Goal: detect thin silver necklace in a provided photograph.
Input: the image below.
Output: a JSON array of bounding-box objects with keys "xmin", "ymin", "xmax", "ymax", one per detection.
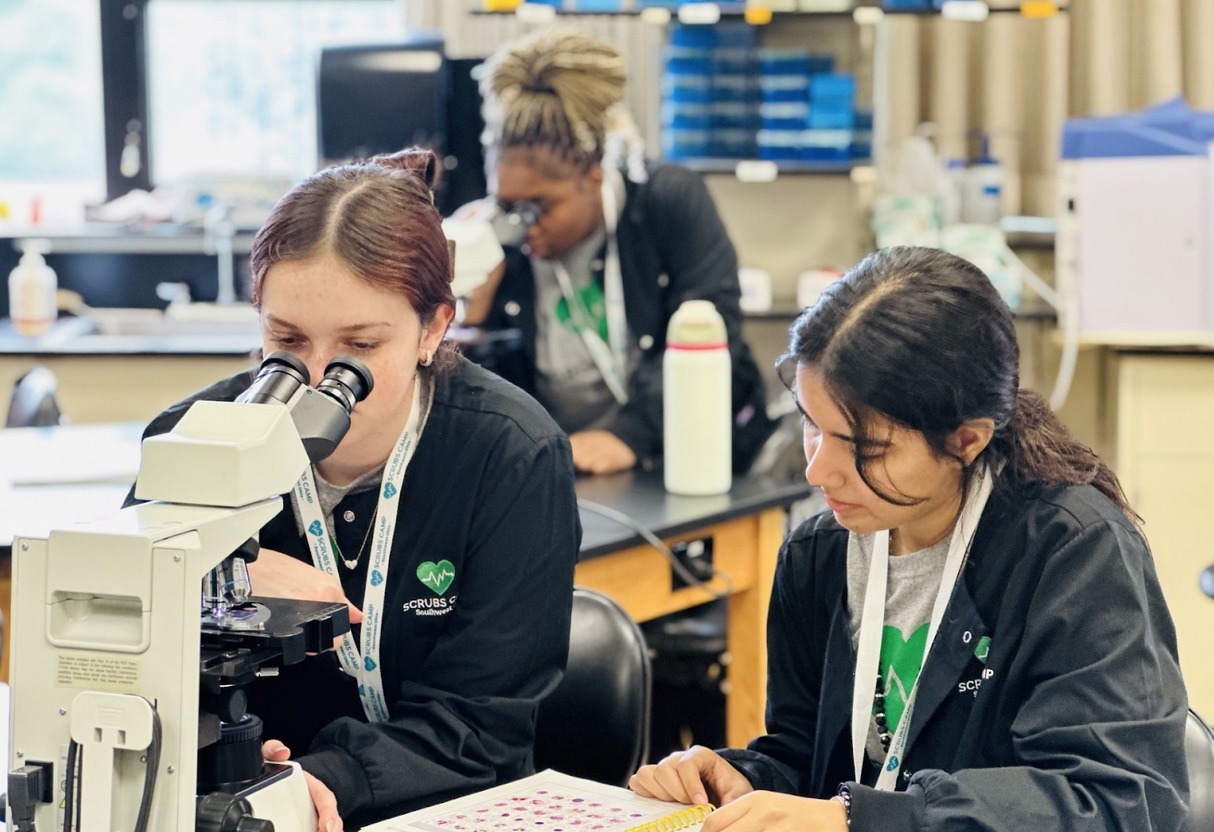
[{"xmin": 337, "ymin": 506, "xmax": 378, "ymax": 570}]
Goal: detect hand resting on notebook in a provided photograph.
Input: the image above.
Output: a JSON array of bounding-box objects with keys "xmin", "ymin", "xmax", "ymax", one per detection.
[{"xmin": 630, "ymin": 746, "xmax": 847, "ymax": 832}]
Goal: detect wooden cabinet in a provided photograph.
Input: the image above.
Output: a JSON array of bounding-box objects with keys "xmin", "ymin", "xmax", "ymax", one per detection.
[
  {"xmin": 0, "ymin": 354, "xmax": 255, "ymax": 425},
  {"xmin": 1114, "ymin": 354, "xmax": 1214, "ymax": 716}
]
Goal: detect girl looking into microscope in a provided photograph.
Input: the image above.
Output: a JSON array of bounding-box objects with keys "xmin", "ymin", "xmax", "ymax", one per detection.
[
  {"xmin": 132, "ymin": 148, "xmax": 581, "ymax": 831},
  {"xmin": 459, "ymin": 28, "xmax": 774, "ymax": 476}
]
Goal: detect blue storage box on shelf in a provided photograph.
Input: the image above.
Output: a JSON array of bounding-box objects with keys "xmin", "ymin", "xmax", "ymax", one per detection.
[
  {"xmin": 712, "ymin": 48, "xmax": 754, "ymax": 75},
  {"xmin": 810, "ymin": 72, "xmax": 855, "ymax": 104},
  {"xmin": 662, "ymin": 101, "xmax": 713, "ymax": 130},
  {"xmin": 711, "ymin": 21, "xmax": 757, "ymax": 48},
  {"xmin": 760, "ymin": 102, "xmax": 810, "ymax": 131},
  {"xmin": 710, "ymin": 102, "xmax": 758, "ymax": 130},
  {"xmin": 808, "ymin": 107, "xmax": 856, "ymax": 130},
  {"xmin": 573, "ymin": 0, "xmax": 624, "ymax": 9},
  {"xmin": 759, "ymin": 75, "xmax": 810, "ymax": 104},
  {"xmin": 664, "ymin": 46, "xmax": 713, "ymax": 75},
  {"xmin": 711, "ymin": 128, "xmax": 757, "ymax": 159},
  {"xmin": 757, "ymin": 129, "xmax": 803, "ymax": 161},
  {"xmin": 881, "ymin": 0, "xmax": 939, "ymax": 8},
  {"xmin": 639, "ymin": 0, "xmax": 685, "ymax": 9},
  {"xmin": 758, "ymin": 48, "xmax": 812, "ymax": 76},
  {"xmin": 663, "ymin": 128, "xmax": 712, "ymax": 160},
  {"xmin": 710, "ymin": 75, "xmax": 756, "ymax": 104},
  {"xmin": 759, "ymin": 54, "xmax": 812, "ymax": 108},
  {"xmin": 668, "ymin": 23, "xmax": 718, "ymax": 48},
  {"xmin": 802, "ymin": 128, "xmax": 853, "ymax": 161},
  {"xmin": 664, "ymin": 75, "xmax": 713, "ymax": 104},
  {"xmin": 808, "ymin": 72, "xmax": 855, "ymax": 130}
]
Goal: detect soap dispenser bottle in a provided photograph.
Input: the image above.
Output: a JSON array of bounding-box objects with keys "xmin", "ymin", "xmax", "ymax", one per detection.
[{"xmin": 8, "ymin": 240, "xmax": 58, "ymax": 336}]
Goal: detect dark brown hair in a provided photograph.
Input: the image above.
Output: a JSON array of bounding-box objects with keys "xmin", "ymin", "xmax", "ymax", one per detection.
[
  {"xmin": 250, "ymin": 148, "xmax": 455, "ymax": 361},
  {"xmin": 779, "ymin": 246, "xmax": 1138, "ymax": 523}
]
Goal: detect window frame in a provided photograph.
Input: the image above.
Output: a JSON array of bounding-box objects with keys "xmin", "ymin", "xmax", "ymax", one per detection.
[
  {"xmin": 100, "ymin": 0, "xmax": 152, "ymax": 201},
  {"xmin": 99, "ymin": 0, "xmax": 409, "ymax": 201}
]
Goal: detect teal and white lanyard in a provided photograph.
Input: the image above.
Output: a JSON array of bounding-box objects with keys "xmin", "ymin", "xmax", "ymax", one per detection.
[
  {"xmin": 549, "ymin": 167, "xmax": 629, "ymax": 405},
  {"xmin": 294, "ymin": 374, "xmax": 428, "ymax": 723},
  {"xmin": 851, "ymin": 465, "xmax": 994, "ymax": 790}
]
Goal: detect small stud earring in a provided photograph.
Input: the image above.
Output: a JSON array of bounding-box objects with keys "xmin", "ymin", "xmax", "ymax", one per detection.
[{"xmin": 419, "ymin": 350, "xmax": 433, "ymax": 368}]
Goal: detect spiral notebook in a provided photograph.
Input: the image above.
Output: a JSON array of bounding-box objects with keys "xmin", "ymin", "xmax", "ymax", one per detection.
[{"xmin": 364, "ymin": 769, "xmax": 715, "ymax": 832}]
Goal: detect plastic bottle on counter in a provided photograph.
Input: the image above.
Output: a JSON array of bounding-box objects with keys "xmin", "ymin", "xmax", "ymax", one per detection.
[
  {"xmin": 663, "ymin": 300, "xmax": 731, "ymax": 496},
  {"xmin": 962, "ymin": 134, "xmax": 1004, "ymax": 225},
  {"xmin": 8, "ymin": 240, "xmax": 58, "ymax": 337},
  {"xmin": 939, "ymin": 157, "xmax": 967, "ymax": 227}
]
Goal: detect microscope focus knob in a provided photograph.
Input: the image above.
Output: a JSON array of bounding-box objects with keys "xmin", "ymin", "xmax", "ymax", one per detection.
[
  {"xmin": 196, "ymin": 792, "xmax": 275, "ymax": 832},
  {"xmin": 197, "ymin": 714, "xmax": 265, "ymax": 794}
]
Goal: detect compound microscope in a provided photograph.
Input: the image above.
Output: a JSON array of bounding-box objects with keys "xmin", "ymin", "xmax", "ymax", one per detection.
[{"xmin": 7, "ymin": 351, "xmax": 373, "ymax": 832}]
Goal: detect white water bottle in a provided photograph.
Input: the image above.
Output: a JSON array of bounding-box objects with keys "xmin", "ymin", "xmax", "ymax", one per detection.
[
  {"xmin": 8, "ymin": 240, "xmax": 57, "ymax": 337},
  {"xmin": 664, "ymin": 300, "xmax": 731, "ymax": 496}
]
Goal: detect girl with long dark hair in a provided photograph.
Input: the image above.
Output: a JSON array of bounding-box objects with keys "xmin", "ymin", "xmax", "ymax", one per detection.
[{"xmin": 631, "ymin": 246, "xmax": 1187, "ymax": 832}]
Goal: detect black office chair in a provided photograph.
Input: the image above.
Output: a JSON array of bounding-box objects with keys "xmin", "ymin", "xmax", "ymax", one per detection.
[
  {"xmin": 1185, "ymin": 708, "xmax": 1214, "ymax": 832},
  {"xmin": 534, "ymin": 587, "xmax": 652, "ymax": 787},
  {"xmin": 5, "ymin": 365, "xmax": 63, "ymax": 428}
]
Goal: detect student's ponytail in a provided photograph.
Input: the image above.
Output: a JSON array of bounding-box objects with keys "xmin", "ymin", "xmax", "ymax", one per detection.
[{"xmin": 994, "ymin": 388, "xmax": 1139, "ymax": 523}]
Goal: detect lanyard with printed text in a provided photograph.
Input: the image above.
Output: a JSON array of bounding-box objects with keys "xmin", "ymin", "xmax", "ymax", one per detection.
[
  {"xmin": 294, "ymin": 374, "xmax": 428, "ymax": 723},
  {"xmin": 549, "ymin": 168, "xmax": 629, "ymax": 405},
  {"xmin": 850, "ymin": 465, "xmax": 994, "ymax": 790}
]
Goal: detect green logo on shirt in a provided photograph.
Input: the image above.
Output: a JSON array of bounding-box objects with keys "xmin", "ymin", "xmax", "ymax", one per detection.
[
  {"xmin": 417, "ymin": 560, "xmax": 455, "ymax": 595},
  {"xmin": 974, "ymin": 635, "xmax": 991, "ymax": 663},
  {"xmin": 878, "ymin": 622, "xmax": 929, "ymax": 734},
  {"xmin": 555, "ymin": 283, "xmax": 608, "ymax": 341}
]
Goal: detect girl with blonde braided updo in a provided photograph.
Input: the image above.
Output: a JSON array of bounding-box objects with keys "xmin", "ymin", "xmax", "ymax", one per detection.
[
  {"xmin": 480, "ymin": 27, "xmax": 627, "ymax": 172},
  {"xmin": 464, "ymin": 28, "xmax": 775, "ymax": 477}
]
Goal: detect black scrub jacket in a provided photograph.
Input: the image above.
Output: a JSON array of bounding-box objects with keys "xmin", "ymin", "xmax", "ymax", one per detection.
[
  {"xmin": 722, "ymin": 478, "xmax": 1189, "ymax": 832},
  {"xmin": 132, "ymin": 356, "xmax": 581, "ymax": 827},
  {"xmin": 483, "ymin": 162, "xmax": 777, "ymax": 474}
]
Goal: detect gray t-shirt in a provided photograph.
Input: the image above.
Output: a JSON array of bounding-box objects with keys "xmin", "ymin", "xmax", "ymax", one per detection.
[
  {"xmin": 848, "ymin": 531, "xmax": 951, "ymax": 761},
  {"xmin": 532, "ymin": 170, "xmax": 630, "ymax": 434},
  {"xmin": 531, "ymin": 228, "xmax": 624, "ymax": 433},
  {"xmin": 288, "ymin": 376, "xmax": 431, "ymax": 567}
]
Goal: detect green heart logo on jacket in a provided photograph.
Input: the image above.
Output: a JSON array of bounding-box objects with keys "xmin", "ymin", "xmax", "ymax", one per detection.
[{"xmin": 417, "ymin": 560, "xmax": 456, "ymax": 595}]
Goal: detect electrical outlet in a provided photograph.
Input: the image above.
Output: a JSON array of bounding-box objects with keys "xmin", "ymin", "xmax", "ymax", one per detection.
[{"xmin": 671, "ymin": 536, "xmax": 714, "ymax": 591}]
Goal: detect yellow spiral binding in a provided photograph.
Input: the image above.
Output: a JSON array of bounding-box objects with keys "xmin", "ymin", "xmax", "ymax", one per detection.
[{"xmin": 622, "ymin": 804, "xmax": 715, "ymax": 832}]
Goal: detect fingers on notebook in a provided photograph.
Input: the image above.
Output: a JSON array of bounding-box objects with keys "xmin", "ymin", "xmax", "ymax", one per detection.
[{"xmin": 630, "ymin": 745, "xmax": 732, "ymax": 805}]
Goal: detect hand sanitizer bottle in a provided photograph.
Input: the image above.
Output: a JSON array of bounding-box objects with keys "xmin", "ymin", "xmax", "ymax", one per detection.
[{"xmin": 8, "ymin": 240, "xmax": 58, "ymax": 337}]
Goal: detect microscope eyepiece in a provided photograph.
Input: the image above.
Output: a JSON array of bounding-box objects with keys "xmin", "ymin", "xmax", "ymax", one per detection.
[
  {"xmin": 315, "ymin": 355, "xmax": 374, "ymax": 414},
  {"xmin": 231, "ymin": 350, "xmax": 374, "ymax": 463},
  {"xmin": 489, "ymin": 199, "xmax": 542, "ymax": 248},
  {"xmin": 235, "ymin": 351, "xmax": 310, "ymax": 406}
]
